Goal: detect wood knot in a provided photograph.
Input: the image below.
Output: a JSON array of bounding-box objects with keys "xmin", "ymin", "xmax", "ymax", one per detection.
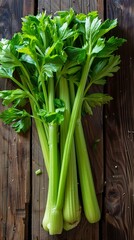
[{"xmin": 106, "ymin": 187, "xmax": 122, "ymax": 216}]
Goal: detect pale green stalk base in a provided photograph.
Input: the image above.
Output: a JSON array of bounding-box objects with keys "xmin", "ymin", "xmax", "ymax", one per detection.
[
  {"xmin": 42, "ymin": 191, "xmax": 50, "ymax": 232},
  {"xmin": 63, "ymin": 213, "xmax": 81, "ymax": 231},
  {"xmin": 42, "ymin": 202, "xmax": 63, "ymax": 234},
  {"xmin": 42, "ymin": 198, "xmax": 63, "ymax": 234},
  {"xmin": 47, "ymin": 208, "xmax": 63, "ymax": 235},
  {"xmin": 63, "ymin": 140, "xmax": 81, "ymax": 231}
]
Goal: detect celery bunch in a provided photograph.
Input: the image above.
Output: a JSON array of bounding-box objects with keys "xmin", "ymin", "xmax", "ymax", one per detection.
[{"xmin": 0, "ymin": 9, "xmax": 125, "ymax": 235}]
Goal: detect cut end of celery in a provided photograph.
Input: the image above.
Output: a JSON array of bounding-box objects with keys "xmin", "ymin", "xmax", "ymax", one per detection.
[
  {"xmin": 63, "ymin": 205, "xmax": 81, "ymax": 231},
  {"xmin": 63, "ymin": 218, "xmax": 81, "ymax": 231},
  {"xmin": 35, "ymin": 169, "xmax": 42, "ymax": 175},
  {"xmin": 47, "ymin": 208, "xmax": 63, "ymax": 235},
  {"xmin": 42, "ymin": 209, "xmax": 49, "ymax": 232}
]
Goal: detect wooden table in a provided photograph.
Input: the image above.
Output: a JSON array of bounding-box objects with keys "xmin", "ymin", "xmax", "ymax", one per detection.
[{"xmin": 0, "ymin": 0, "xmax": 134, "ymax": 239}]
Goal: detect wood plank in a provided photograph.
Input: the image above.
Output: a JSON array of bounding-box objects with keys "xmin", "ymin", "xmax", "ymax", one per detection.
[
  {"xmin": 0, "ymin": 100, "xmax": 9, "ymax": 240},
  {"xmin": 23, "ymin": 0, "xmax": 35, "ymax": 16},
  {"xmin": 70, "ymin": 0, "xmax": 82, "ymax": 12},
  {"xmin": 0, "ymin": 0, "xmax": 34, "ymax": 239},
  {"xmin": 50, "ymin": 0, "xmax": 61, "ymax": 13},
  {"xmin": 60, "ymin": 0, "xmax": 71, "ymax": 10},
  {"xmin": 32, "ymin": 123, "xmax": 49, "ymax": 240},
  {"xmin": 38, "ymin": 0, "xmax": 51, "ymax": 14},
  {"xmin": 104, "ymin": 1, "xmax": 134, "ymax": 239},
  {"xmin": 4, "ymin": 130, "xmax": 30, "ymax": 240},
  {"xmin": 39, "ymin": 0, "xmax": 62, "ymax": 14},
  {"xmin": 32, "ymin": 1, "xmax": 104, "ymax": 239},
  {"xmin": 0, "ymin": 88, "xmax": 30, "ymax": 239}
]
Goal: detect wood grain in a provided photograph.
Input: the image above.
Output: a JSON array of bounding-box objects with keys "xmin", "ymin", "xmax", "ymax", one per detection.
[
  {"xmin": 0, "ymin": 0, "xmax": 34, "ymax": 239},
  {"xmin": 32, "ymin": 122, "xmax": 49, "ymax": 240},
  {"xmin": 104, "ymin": 0, "xmax": 134, "ymax": 239},
  {"xmin": 23, "ymin": 0, "xmax": 35, "ymax": 16},
  {"xmin": 38, "ymin": 0, "xmax": 51, "ymax": 14},
  {"xmin": 0, "ymin": 88, "xmax": 30, "ymax": 239},
  {"xmin": 60, "ymin": 0, "xmax": 70, "ymax": 10},
  {"xmin": 2, "ymin": 0, "xmax": 133, "ymax": 239}
]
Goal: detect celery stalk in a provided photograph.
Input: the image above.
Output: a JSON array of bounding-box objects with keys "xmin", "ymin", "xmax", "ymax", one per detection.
[
  {"xmin": 42, "ymin": 192, "xmax": 50, "ymax": 232},
  {"xmin": 44, "ymin": 77, "xmax": 63, "ymax": 234},
  {"xmin": 63, "ymin": 141, "xmax": 81, "ymax": 230},
  {"xmin": 31, "ymin": 103, "xmax": 49, "ymax": 173},
  {"xmin": 56, "ymin": 54, "xmax": 92, "ymax": 211},
  {"xmin": 75, "ymin": 118, "xmax": 101, "ymax": 223},
  {"xmin": 69, "ymin": 76, "xmax": 100, "ymax": 223},
  {"xmin": 47, "ymin": 123, "xmax": 63, "ymax": 234},
  {"xmin": 59, "ymin": 76, "xmax": 81, "ymax": 230}
]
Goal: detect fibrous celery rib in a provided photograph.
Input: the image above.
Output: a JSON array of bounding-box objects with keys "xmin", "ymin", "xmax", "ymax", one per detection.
[{"xmin": 59, "ymin": 76, "xmax": 81, "ymax": 230}]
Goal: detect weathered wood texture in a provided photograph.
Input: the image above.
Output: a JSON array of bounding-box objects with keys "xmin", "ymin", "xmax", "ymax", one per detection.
[
  {"xmin": 0, "ymin": 0, "xmax": 134, "ymax": 240},
  {"xmin": 104, "ymin": 0, "xmax": 134, "ymax": 239},
  {"xmin": 0, "ymin": 0, "xmax": 34, "ymax": 239}
]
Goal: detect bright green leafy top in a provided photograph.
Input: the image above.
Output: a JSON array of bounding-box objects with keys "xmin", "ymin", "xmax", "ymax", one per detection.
[{"xmin": 0, "ymin": 10, "xmax": 126, "ymax": 132}]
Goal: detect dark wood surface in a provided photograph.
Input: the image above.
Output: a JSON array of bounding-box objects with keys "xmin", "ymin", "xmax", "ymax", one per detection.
[
  {"xmin": 104, "ymin": 1, "xmax": 134, "ymax": 239},
  {"xmin": 0, "ymin": 1, "xmax": 34, "ymax": 239},
  {"xmin": 0, "ymin": 0, "xmax": 133, "ymax": 239}
]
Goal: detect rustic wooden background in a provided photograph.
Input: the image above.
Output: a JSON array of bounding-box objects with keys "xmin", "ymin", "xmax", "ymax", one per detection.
[{"xmin": 0, "ymin": 0, "xmax": 134, "ymax": 239}]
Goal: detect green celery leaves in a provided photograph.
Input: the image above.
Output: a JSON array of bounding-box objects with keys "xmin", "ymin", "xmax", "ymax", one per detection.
[
  {"xmin": 0, "ymin": 89, "xmax": 28, "ymax": 107},
  {"xmin": 0, "ymin": 107, "xmax": 31, "ymax": 133}
]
